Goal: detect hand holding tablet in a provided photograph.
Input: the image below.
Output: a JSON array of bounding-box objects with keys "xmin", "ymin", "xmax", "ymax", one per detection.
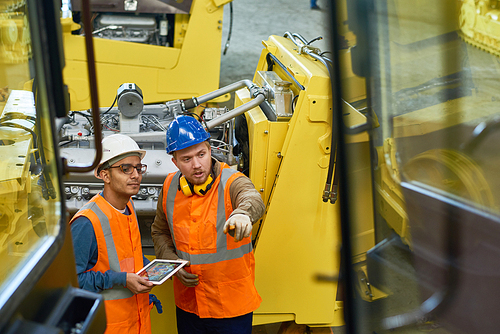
[{"xmin": 136, "ymin": 259, "xmax": 189, "ymax": 285}]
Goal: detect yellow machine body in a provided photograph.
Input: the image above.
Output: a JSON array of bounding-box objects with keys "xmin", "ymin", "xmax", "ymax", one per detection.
[
  {"xmin": 459, "ymin": 0, "xmax": 500, "ymax": 57},
  {"xmin": 236, "ymin": 35, "xmax": 374, "ymax": 328},
  {"xmin": 61, "ymin": 0, "xmax": 232, "ymax": 110}
]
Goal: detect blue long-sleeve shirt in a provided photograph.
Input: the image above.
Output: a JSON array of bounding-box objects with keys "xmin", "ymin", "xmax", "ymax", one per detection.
[{"xmin": 70, "ymin": 207, "xmax": 149, "ymax": 293}]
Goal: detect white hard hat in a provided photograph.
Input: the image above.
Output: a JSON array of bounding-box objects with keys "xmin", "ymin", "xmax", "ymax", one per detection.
[{"xmin": 94, "ymin": 134, "xmax": 146, "ymax": 178}]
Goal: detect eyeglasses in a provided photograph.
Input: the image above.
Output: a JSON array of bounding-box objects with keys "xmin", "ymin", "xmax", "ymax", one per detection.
[{"xmin": 108, "ymin": 163, "xmax": 147, "ymax": 175}]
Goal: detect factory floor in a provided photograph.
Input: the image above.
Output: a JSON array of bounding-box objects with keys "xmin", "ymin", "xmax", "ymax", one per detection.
[
  {"xmin": 219, "ymin": 0, "xmax": 331, "ymax": 88},
  {"xmin": 252, "ymin": 322, "xmax": 347, "ymax": 334}
]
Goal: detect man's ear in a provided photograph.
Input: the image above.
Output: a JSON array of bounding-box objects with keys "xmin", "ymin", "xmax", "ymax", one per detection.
[
  {"xmin": 172, "ymin": 157, "xmax": 178, "ymax": 169},
  {"xmin": 100, "ymin": 169, "xmax": 111, "ymax": 184}
]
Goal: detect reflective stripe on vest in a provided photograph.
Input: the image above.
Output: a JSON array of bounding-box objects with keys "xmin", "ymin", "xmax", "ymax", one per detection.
[
  {"xmin": 77, "ymin": 200, "xmax": 133, "ymax": 301},
  {"xmin": 165, "ymin": 168, "xmax": 253, "ymax": 265}
]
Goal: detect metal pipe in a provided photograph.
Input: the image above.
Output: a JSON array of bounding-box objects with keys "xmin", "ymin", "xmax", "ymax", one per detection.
[
  {"xmin": 305, "ymin": 48, "xmax": 330, "ymax": 68},
  {"xmin": 206, "ymin": 95, "xmax": 265, "ymax": 129},
  {"xmin": 284, "ymin": 31, "xmax": 307, "ymax": 46},
  {"xmin": 195, "ymin": 79, "xmax": 258, "ymax": 105},
  {"xmin": 92, "ymin": 25, "xmax": 122, "ymax": 35}
]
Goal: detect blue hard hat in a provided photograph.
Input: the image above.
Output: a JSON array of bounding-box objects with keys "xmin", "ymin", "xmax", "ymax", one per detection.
[{"xmin": 166, "ymin": 115, "xmax": 210, "ymax": 154}]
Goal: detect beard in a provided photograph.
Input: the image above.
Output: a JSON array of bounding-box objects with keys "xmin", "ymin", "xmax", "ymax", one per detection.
[{"xmin": 187, "ymin": 169, "xmax": 209, "ymax": 185}]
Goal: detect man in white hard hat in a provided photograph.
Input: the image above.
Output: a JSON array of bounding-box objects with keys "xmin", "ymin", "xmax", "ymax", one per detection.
[{"xmin": 70, "ymin": 134, "xmax": 159, "ymax": 334}]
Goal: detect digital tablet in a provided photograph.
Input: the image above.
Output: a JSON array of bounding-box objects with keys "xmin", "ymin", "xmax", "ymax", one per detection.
[{"xmin": 136, "ymin": 259, "xmax": 188, "ymax": 285}]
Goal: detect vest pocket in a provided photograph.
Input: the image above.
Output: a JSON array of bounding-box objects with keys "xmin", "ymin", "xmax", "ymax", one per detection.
[
  {"xmin": 174, "ymin": 225, "xmax": 191, "ymax": 252},
  {"xmin": 218, "ymin": 274, "xmax": 260, "ymax": 316},
  {"xmin": 197, "ymin": 218, "xmax": 217, "ymax": 251}
]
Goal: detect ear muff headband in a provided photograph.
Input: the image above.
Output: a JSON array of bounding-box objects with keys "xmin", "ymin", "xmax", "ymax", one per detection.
[
  {"xmin": 178, "ymin": 173, "xmax": 215, "ymax": 197},
  {"xmin": 194, "ymin": 174, "xmax": 214, "ymax": 196}
]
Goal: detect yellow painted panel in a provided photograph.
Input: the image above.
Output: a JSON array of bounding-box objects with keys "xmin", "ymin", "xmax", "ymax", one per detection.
[
  {"xmin": 237, "ymin": 89, "xmax": 269, "ymax": 200},
  {"xmin": 263, "ymin": 122, "xmax": 288, "ymax": 202},
  {"xmin": 247, "ymin": 34, "xmax": 372, "ymax": 328},
  {"xmin": 253, "ymin": 83, "xmax": 341, "ymax": 326},
  {"xmin": 62, "ymin": 0, "xmax": 225, "ymax": 110},
  {"xmin": 253, "ymin": 313, "xmax": 295, "ymax": 326},
  {"xmin": 63, "ymin": 35, "xmax": 180, "ymax": 68},
  {"xmin": 347, "ymin": 142, "xmax": 376, "ymax": 256},
  {"xmin": 145, "ymin": 255, "xmax": 177, "ymax": 334}
]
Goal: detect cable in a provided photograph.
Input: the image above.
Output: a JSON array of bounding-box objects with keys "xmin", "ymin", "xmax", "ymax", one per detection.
[
  {"xmin": 59, "ymin": 140, "xmax": 75, "ymax": 147},
  {"xmin": 291, "ymin": 95, "xmax": 299, "ymax": 113},
  {"xmin": 222, "ymin": 2, "xmax": 233, "ymax": 55},
  {"xmin": 69, "ymin": 110, "xmax": 93, "ymax": 125},
  {"xmin": 307, "ymin": 36, "xmax": 323, "ymax": 45},
  {"xmin": 102, "ymin": 95, "xmax": 117, "ymax": 115}
]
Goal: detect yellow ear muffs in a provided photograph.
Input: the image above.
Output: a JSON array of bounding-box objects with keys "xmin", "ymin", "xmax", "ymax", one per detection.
[
  {"xmin": 179, "ymin": 173, "xmax": 215, "ymax": 197},
  {"xmin": 179, "ymin": 175, "xmax": 194, "ymax": 197}
]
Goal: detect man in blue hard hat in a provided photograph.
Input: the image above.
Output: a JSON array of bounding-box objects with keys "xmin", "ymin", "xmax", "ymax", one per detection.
[{"xmin": 151, "ymin": 115, "xmax": 265, "ymax": 334}]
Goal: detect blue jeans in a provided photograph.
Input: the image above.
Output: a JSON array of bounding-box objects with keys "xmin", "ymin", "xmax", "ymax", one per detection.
[
  {"xmin": 311, "ymin": 0, "xmax": 317, "ymax": 7},
  {"xmin": 176, "ymin": 307, "xmax": 253, "ymax": 334}
]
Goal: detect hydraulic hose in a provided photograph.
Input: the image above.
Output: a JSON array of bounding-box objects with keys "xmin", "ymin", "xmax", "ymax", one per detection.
[
  {"xmin": 223, "ymin": 2, "xmax": 233, "ymax": 55},
  {"xmin": 283, "ymin": 31, "xmax": 338, "ymax": 203},
  {"xmin": 306, "ymin": 50, "xmax": 338, "ymax": 204},
  {"xmin": 284, "ymin": 31, "xmax": 308, "ymax": 46}
]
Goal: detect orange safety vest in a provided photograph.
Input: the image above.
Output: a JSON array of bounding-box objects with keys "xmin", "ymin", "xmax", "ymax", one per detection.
[
  {"xmin": 162, "ymin": 163, "xmax": 262, "ymax": 318},
  {"xmin": 70, "ymin": 194, "xmax": 151, "ymax": 334}
]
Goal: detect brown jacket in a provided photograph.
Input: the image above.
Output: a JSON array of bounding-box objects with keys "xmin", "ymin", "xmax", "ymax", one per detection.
[{"xmin": 151, "ymin": 158, "xmax": 265, "ymax": 260}]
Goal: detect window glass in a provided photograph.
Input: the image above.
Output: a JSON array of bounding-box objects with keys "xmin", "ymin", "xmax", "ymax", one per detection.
[
  {"xmin": 373, "ymin": 0, "xmax": 499, "ymax": 212},
  {"xmin": 338, "ymin": 1, "xmax": 500, "ymax": 333},
  {"xmin": 0, "ymin": 1, "xmax": 61, "ymax": 294}
]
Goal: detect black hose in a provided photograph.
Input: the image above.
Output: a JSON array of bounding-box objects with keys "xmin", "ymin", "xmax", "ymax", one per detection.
[
  {"xmin": 291, "ymin": 95, "xmax": 299, "ymax": 113},
  {"xmin": 70, "ymin": 110, "xmax": 93, "ymax": 126},
  {"xmin": 102, "ymin": 95, "xmax": 117, "ymax": 115},
  {"xmin": 223, "ymin": 2, "xmax": 233, "ymax": 55},
  {"xmin": 319, "ymin": 57, "xmax": 338, "ymax": 203},
  {"xmin": 183, "ymin": 98, "xmax": 198, "ymax": 110},
  {"xmin": 307, "ymin": 36, "xmax": 323, "ymax": 45},
  {"xmin": 32, "ymin": 78, "xmax": 56, "ymax": 199},
  {"xmin": 59, "ymin": 140, "xmax": 75, "ymax": 147}
]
